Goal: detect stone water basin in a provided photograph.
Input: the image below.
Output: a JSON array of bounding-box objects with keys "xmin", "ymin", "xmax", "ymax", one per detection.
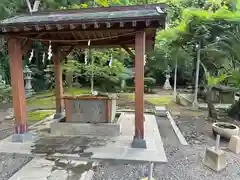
[{"xmin": 212, "ymin": 122, "xmax": 239, "ymax": 140}]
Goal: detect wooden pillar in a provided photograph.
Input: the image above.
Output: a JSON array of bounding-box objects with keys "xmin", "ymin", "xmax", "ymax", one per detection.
[
  {"xmin": 8, "ymin": 38, "xmax": 28, "ymax": 134},
  {"xmin": 53, "ymin": 48, "xmax": 64, "ymax": 115},
  {"xmin": 134, "ymin": 31, "xmax": 145, "ymax": 139}
]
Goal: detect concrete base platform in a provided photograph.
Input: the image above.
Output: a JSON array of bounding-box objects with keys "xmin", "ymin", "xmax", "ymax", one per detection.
[
  {"xmin": 0, "ymin": 113, "xmax": 167, "ymax": 164},
  {"xmin": 12, "ymin": 133, "xmax": 34, "ymax": 143},
  {"xmin": 228, "ymin": 135, "xmax": 240, "ymax": 154},
  {"xmin": 85, "ymin": 114, "xmax": 167, "ymax": 163},
  {"xmin": 155, "ymin": 106, "xmax": 167, "ymax": 117},
  {"xmin": 203, "ymin": 147, "xmax": 227, "ymax": 172},
  {"xmin": 51, "ymin": 122, "xmax": 121, "ymax": 137}
]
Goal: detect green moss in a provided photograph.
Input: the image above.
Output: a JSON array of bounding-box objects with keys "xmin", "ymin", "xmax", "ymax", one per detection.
[
  {"xmin": 64, "ymin": 87, "xmax": 91, "ymax": 95},
  {"xmin": 27, "ymin": 96, "xmax": 55, "ymax": 108},
  {"xmin": 127, "ymin": 94, "xmax": 135, "ymax": 100},
  {"xmin": 146, "ymin": 96, "xmax": 172, "ymax": 106},
  {"xmin": 28, "ymin": 111, "xmax": 54, "ymax": 121}
]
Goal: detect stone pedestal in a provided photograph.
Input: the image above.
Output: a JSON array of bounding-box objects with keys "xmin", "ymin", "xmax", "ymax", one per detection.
[
  {"xmin": 132, "ymin": 137, "xmax": 147, "ymax": 149},
  {"xmin": 228, "ymin": 135, "xmax": 240, "ymax": 154},
  {"xmin": 203, "ymin": 147, "xmax": 227, "ymax": 171},
  {"xmin": 12, "ymin": 132, "xmax": 34, "ymax": 143},
  {"xmin": 155, "ymin": 106, "xmax": 167, "ymax": 117}
]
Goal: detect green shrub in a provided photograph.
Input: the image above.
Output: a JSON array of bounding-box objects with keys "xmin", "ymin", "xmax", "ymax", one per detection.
[
  {"xmin": 144, "ymin": 77, "xmax": 156, "ymax": 93},
  {"xmin": 0, "ymin": 85, "xmax": 12, "ymax": 103}
]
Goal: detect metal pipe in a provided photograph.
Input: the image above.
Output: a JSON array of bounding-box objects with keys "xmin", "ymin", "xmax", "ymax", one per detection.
[
  {"xmin": 193, "ymin": 42, "xmax": 201, "ymax": 108},
  {"xmin": 215, "ymin": 134, "xmax": 220, "ymax": 151},
  {"xmin": 148, "ymin": 162, "xmax": 154, "ymax": 180}
]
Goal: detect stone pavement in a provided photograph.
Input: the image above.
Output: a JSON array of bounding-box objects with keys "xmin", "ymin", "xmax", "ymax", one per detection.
[
  {"xmin": 0, "ymin": 113, "xmax": 167, "ymax": 180},
  {"xmin": 0, "ymin": 113, "xmax": 167, "ymax": 164},
  {"xmin": 8, "ymin": 157, "xmax": 95, "ymax": 180}
]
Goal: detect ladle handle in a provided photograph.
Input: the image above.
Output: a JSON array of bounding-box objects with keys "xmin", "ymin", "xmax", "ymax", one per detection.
[{"xmin": 215, "ymin": 134, "xmax": 220, "ymax": 151}]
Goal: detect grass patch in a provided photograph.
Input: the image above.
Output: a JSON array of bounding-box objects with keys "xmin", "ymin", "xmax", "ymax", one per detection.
[
  {"xmin": 64, "ymin": 87, "xmax": 91, "ymax": 95},
  {"xmin": 27, "ymin": 87, "xmax": 91, "ymax": 108},
  {"xmin": 146, "ymin": 96, "xmax": 172, "ymax": 106},
  {"xmin": 27, "ymin": 96, "xmax": 55, "ymax": 108},
  {"xmin": 28, "ymin": 111, "xmax": 54, "ymax": 121},
  {"xmin": 127, "ymin": 94, "xmax": 135, "ymax": 100}
]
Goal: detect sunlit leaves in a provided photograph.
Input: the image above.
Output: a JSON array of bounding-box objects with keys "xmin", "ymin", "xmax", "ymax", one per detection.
[{"xmin": 96, "ymin": 0, "xmax": 109, "ymax": 7}]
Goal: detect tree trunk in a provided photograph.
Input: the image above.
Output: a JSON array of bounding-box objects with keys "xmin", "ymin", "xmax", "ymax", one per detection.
[
  {"xmin": 207, "ymin": 88, "xmax": 219, "ymax": 121},
  {"xmin": 173, "ymin": 58, "xmax": 178, "ymax": 102},
  {"xmin": 193, "ymin": 45, "xmax": 201, "ymax": 108}
]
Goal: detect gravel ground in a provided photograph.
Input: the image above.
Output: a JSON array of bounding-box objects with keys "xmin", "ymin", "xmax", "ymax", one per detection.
[
  {"xmin": 93, "ymin": 116, "xmax": 240, "ymax": 180},
  {"xmin": 0, "ymin": 153, "xmax": 33, "ymax": 180},
  {"xmin": 93, "ymin": 144, "xmax": 240, "ymax": 180}
]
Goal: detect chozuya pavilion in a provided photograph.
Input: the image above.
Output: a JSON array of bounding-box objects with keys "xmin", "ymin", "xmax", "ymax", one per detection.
[{"xmin": 0, "ymin": 3, "xmax": 168, "ymax": 168}]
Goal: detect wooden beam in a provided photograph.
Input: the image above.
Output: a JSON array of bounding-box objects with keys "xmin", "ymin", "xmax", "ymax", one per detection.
[
  {"xmin": 121, "ymin": 44, "xmax": 135, "ymax": 59},
  {"xmin": 2, "ymin": 27, "xmax": 7, "ymax": 32},
  {"xmin": 134, "ymin": 31, "xmax": 145, "ymax": 140},
  {"xmin": 7, "ymin": 27, "xmax": 142, "ymax": 36},
  {"xmin": 92, "ymin": 32, "xmax": 97, "ymax": 39},
  {"xmin": 71, "ymin": 32, "xmax": 78, "ymax": 40},
  {"xmin": 56, "ymin": 24, "xmax": 64, "ymax": 30},
  {"xmin": 45, "ymin": 25, "xmax": 52, "ymax": 30},
  {"xmin": 132, "ymin": 21, "xmax": 137, "ymax": 27},
  {"xmin": 145, "ymin": 20, "xmax": 151, "ymax": 27},
  {"xmin": 106, "ymin": 22, "xmax": 111, "ymax": 28},
  {"xmin": 94, "ymin": 22, "xmax": 99, "ymax": 28},
  {"xmin": 120, "ymin": 22, "xmax": 124, "ymax": 28},
  {"xmin": 23, "ymin": 26, "xmax": 31, "ymax": 31},
  {"xmin": 34, "ymin": 25, "xmax": 42, "ymax": 31},
  {"xmin": 82, "ymin": 24, "xmax": 87, "ymax": 29},
  {"xmin": 52, "ymin": 46, "xmax": 64, "ymax": 116},
  {"xmin": 8, "ymin": 37, "xmax": 28, "ymax": 134},
  {"xmin": 77, "ymin": 32, "xmax": 84, "ymax": 39},
  {"xmin": 21, "ymin": 32, "xmax": 47, "ymax": 54},
  {"xmin": 69, "ymin": 24, "xmax": 76, "ymax": 30},
  {"xmin": 21, "ymin": 39, "xmax": 33, "ymax": 55},
  {"xmin": 12, "ymin": 27, "xmax": 20, "ymax": 32},
  {"xmin": 61, "ymin": 46, "xmax": 75, "ymax": 58}
]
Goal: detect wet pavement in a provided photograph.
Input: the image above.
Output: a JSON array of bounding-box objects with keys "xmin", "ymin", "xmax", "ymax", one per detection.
[{"xmin": 31, "ymin": 136, "xmax": 109, "ymax": 157}]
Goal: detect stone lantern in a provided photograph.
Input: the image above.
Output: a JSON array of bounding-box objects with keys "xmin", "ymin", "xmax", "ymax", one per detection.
[
  {"xmin": 0, "ymin": 74, "xmax": 6, "ymax": 88},
  {"xmin": 44, "ymin": 65, "xmax": 55, "ymax": 88},
  {"xmin": 163, "ymin": 65, "xmax": 172, "ymax": 90},
  {"xmin": 23, "ymin": 65, "xmax": 35, "ymax": 97}
]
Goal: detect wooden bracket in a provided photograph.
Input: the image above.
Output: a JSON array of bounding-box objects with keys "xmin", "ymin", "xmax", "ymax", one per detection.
[
  {"xmin": 121, "ymin": 44, "xmax": 135, "ymax": 59},
  {"xmin": 21, "ymin": 39, "xmax": 33, "ymax": 55}
]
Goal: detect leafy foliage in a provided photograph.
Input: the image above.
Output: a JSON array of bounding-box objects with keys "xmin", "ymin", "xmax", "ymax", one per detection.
[{"xmin": 144, "ymin": 77, "xmax": 156, "ymax": 93}]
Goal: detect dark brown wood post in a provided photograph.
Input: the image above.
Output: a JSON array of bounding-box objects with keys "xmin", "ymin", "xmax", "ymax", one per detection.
[
  {"xmin": 53, "ymin": 47, "xmax": 64, "ymax": 118},
  {"xmin": 132, "ymin": 31, "xmax": 146, "ymax": 148},
  {"xmin": 8, "ymin": 38, "xmax": 28, "ymax": 134}
]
